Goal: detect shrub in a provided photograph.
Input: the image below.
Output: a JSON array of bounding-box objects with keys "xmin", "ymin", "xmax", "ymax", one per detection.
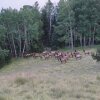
[
  {"xmin": 30, "ymin": 40, "xmax": 44, "ymax": 53},
  {"xmin": 14, "ymin": 77, "xmax": 28, "ymax": 86},
  {"xmin": 49, "ymin": 88, "xmax": 66, "ymax": 99},
  {"xmin": 0, "ymin": 96, "xmax": 6, "ymax": 100},
  {"xmin": 92, "ymin": 49, "xmax": 100, "ymax": 62},
  {"xmin": 96, "ymin": 76, "xmax": 100, "ymax": 81},
  {"xmin": 0, "ymin": 48, "xmax": 11, "ymax": 68}
]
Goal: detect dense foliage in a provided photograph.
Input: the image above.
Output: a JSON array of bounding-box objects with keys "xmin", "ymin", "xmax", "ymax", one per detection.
[
  {"xmin": 0, "ymin": 48, "xmax": 11, "ymax": 68},
  {"xmin": 92, "ymin": 48, "xmax": 100, "ymax": 61},
  {"xmin": 0, "ymin": 3, "xmax": 43, "ymax": 58},
  {"xmin": 0, "ymin": 0, "xmax": 100, "ymax": 59},
  {"xmin": 53, "ymin": 0, "xmax": 100, "ymax": 49}
]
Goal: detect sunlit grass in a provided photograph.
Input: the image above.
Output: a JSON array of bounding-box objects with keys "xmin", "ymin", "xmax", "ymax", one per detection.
[
  {"xmin": 60, "ymin": 44, "xmax": 100, "ymax": 51},
  {"xmin": 0, "ymin": 49, "xmax": 100, "ymax": 100}
]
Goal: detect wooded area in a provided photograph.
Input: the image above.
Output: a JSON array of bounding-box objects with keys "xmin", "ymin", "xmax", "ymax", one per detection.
[
  {"xmin": 0, "ymin": 0, "xmax": 100, "ymax": 99},
  {"xmin": 0, "ymin": 0, "xmax": 100, "ymax": 58}
]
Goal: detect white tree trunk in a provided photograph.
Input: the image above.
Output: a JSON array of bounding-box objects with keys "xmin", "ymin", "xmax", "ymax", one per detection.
[
  {"xmin": 80, "ymin": 35, "xmax": 82, "ymax": 48},
  {"xmin": 11, "ymin": 33, "xmax": 17, "ymax": 57},
  {"xmin": 84, "ymin": 36, "xmax": 86, "ymax": 47},
  {"xmin": 22, "ymin": 22, "xmax": 27, "ymax": 57}
]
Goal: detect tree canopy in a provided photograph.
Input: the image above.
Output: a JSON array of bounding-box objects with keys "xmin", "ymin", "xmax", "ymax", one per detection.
[{"xmin": 0, "ymin": 0, "xmax": 100, "ymax": 58}]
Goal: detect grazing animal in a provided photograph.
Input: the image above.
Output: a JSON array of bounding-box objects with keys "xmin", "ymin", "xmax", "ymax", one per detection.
[
  {"xmin": 24, "ymin": 53, "xmax": 33, "ymax": 58},
  {"xmin": 83, "ymin": 49, "xmax": 90, "ymax": 55},
  {"xmin": 31, "ymin": 49, "xmax": 88, "ymax": 63},
  {"xmin": 44, "ymin": 54, "xmax": 50, "ymax": 60},
  {"xmin": 55, "ymin": 52, "xmax": 62, "ymax": 61},
  {"xmin": 75, "ymin": 53, "xmax": 82, "ymax": 60},
  {"xmin": 58, "ymin": 53, "xmax": 69, "ymax": 63},
  {"xmin": 33, "ymin": 53, "xmax": 43, "ymax": 59},
  {"xmin": 69, "ymin": 52, "xmax": 74, "ymax": 58},
  {"xmin": 42, "ymin": 51, "xmax": 52, "ymax": 60}
]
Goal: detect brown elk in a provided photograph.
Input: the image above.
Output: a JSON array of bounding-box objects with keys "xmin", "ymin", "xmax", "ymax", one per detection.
[
  {"xmin": 55, "ymin": 52, "xmax": 62, "ymax": 61},
  {"xmin": 75, "ymin": 53, "xmax": 82, "ymax": 60},
  {"xmin": 42, "ymin": 51, "xmax": 51, "ymax": 60},
  {"xmin": 23, "ymin": 53, "xmax": 33, "ymax": 58},
  {"xmin": 83, "ymin": 49, "xmax": 90, "ymax": 55},
  {"xmin": 58, "ymin": 52, "xmax": 69, "ymax": 63},
  {"xmin": 33, "ymin": 53, "xmax": 43, "ymax": 59}
]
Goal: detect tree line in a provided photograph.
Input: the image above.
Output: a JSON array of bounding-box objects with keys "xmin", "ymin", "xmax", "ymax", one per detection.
[{"xmin": 0, "ymin": 0, "xmax": 100, "ymax": 58}]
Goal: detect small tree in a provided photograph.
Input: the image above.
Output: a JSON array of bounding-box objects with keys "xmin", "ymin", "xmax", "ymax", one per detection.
[
  {"xmin": 92, "ymin": 49, "xmax": 100, "ymax": 62},
  {"xmin": 0, "ymin": 48, "xmax": 11, "ymax": 68}
]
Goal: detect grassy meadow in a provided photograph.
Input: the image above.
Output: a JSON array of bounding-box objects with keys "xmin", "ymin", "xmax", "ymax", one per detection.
[{"xmin": 0, "ymin": 49, "xmax": 100, "ymax": 100}]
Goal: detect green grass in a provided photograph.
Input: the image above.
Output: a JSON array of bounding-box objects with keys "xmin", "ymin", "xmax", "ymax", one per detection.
[
  {"xmin": 14, "ymin": 77, "xmax": 28, "ymax": 86},
  {"xmin": 96, "ymin": 76, "xmax": 100, "ymax": 81},
  {"xmin": 0, "ymin": 57, "xmax": 31, "ymax": 73},
  {"xmin": 0, "ymin": 48, "xmax": 100, "ymax": 100},
  {"xmin": 60, "ymin": 44, "xmax": 100, "ymax": 51},
  {"xmin": 0, "ymin": 96, "xmax": 6, "ymax": 100},
  {"xmin": 49, "ymin": 87, "xmax": 66, "ymax": 99}
]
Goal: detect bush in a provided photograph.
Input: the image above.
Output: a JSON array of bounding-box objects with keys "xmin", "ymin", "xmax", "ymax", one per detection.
[
  {"xmin": 14, "ymin": 77, "xmax": 28, "ymax": 86},
  {"xmin": 92, "ymin": 48, "xmax": 100, "ymax": 62},
  {"xmin": 30, "ymin": 40, "xmax": 44, "ymax": 53},
  {"xmin": 0, "ymin": 48, "xmax": 11, "ymax": 68},
  {"xmin": 49, "ymin": 88, "xmax": 66, "ymax": 99},
  {"xmin": 0, "ymin": 96, "xmax": 6, "ymax": 100}
]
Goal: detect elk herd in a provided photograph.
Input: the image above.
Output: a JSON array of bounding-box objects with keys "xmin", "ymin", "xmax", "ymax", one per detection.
[{"xmin": 24, "ymin": 49, "xmax": 91, "ymax": 64}]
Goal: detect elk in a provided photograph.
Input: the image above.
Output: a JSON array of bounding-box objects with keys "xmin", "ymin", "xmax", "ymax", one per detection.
[
  {"xmin": 44, "ymin": 54, "xmax": 50, "ymax": 60},
  {"xmin": 83, "ymin": 49, "xmax": 90, "ymax": 55},
  {"xmin": 55, "ymin": 52, "xmax": 62, "ymax": 61},
  {"xmin": 33, "ymin": 53, "xmax": 43, "ymax": 59},
  {"xmin": 42, "ymin": 51, "xmax": 51, "ymax": 60},
  {"xmin": 58, "ymin": 53, "xmax": 69, "ymax": 63},
  {"xmin": 75, "ymin": 53, "xmax": 82, "ymax": 60},
  {"xmin": 24, "ymin": 53, "xmax": 33, "ymax": 58}
]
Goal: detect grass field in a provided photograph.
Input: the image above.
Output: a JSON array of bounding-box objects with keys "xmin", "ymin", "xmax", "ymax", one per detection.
[
  {"xmin": 0, "ymin": 49, "xmax": 100, "ymax": 100},
  {"xmin": 60, "ymin": 45, "xmax": 100, "ymax": 51}
]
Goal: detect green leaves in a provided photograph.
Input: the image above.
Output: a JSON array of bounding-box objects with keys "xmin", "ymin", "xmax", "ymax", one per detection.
[
  {"xmin": 0, "ymin": 0, "xmax": 100, "ymax": 55},
  {"xmin": 0, "ymin": 2, "xmax": 43, "ymax": 56},
  {"xmin": 0, "ymin": 48, "xmax": 11, "ymax": 68}
]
